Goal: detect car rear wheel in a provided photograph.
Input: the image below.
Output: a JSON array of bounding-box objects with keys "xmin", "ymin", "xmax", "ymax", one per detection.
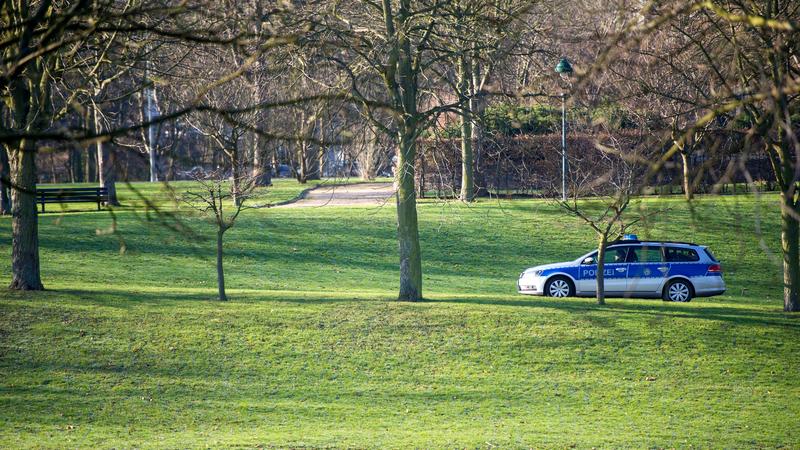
[
  {"xmin": 663, "ymin": 279, "xmax": 693, "ymax": 302},
  {"xmin": 545, "ymin": 277, "xmax": 574, "ymax": 298}
]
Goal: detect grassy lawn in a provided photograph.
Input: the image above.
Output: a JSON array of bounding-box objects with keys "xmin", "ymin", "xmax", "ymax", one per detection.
[{"xmin": 0, "ymin": 184, "xmax": 798, "ymax": 448}]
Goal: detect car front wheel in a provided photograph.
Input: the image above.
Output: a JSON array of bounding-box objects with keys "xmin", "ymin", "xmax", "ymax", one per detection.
[
  {"xmin": 545, "ymin": 277, "xmax": 574, "ymax": 298},
  {"xmin": 663, "ymin": 279, "xmax": 693, "ymax": 302}
]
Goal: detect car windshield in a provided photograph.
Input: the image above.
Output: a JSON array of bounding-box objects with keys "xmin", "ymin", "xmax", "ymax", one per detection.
[{"xmin": 581, "ymin": 247, "xmax": 628, "ymax": 263}]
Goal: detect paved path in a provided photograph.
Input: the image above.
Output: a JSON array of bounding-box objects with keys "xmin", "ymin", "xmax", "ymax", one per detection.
[{"xmin": 278, "ymin": 182, "xmax": 395, "ymax": 208}]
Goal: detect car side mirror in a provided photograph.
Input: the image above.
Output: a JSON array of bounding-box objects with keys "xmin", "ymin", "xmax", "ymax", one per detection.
[{"xmin": 582, "ymin": 257, "xmax": 595, "ymax": 265}]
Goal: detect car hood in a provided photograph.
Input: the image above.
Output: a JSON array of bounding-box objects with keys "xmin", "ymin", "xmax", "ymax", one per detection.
[{"xmin": 523, "ymin": 261, "xmax": 574, "ymax": 274}]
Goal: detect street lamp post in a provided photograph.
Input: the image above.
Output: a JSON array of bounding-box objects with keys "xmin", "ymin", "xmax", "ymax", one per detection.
[{"xmin": 555, "ymin": 57, "xmax": 573, "ymax": 202}]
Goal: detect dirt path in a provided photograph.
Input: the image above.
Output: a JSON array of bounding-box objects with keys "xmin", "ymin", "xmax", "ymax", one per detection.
[{"xmin": 278, "ymin": 182, "xmax": 395, "ymax": 208}]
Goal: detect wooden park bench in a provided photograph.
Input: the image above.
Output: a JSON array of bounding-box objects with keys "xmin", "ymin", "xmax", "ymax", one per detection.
[{"xmin": 36, "ymin": 187, "xmax": 109, "ymax": 213}]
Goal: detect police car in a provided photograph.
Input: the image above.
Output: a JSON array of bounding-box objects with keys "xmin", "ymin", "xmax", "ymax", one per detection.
[{"xmin": 517, "ymin": 236, "xmax": 725, "ymax": 302}]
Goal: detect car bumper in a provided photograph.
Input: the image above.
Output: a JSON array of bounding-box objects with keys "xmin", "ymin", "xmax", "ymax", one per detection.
[
  {"xmin": 518, "ymin": 276, "xmax": 545, "ymax": 295},
  {"xmin": 693, "ymin": 277, "xmax": 726, "ymax": 297}
]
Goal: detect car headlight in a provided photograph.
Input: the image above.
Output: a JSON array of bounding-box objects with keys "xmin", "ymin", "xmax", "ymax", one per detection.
[{"xmin": 521, "ymin": 269, "xmax": 543, "ymax": 278}]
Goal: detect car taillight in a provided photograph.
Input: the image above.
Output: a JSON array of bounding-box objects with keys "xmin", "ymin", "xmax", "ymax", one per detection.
[{"xmin": 708, "ymin": 264, "xmax": 722, "ymax": 273}]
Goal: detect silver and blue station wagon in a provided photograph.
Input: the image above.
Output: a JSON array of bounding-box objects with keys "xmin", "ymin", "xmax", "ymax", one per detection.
[{"xmin": 517, "ymin": 236, "xmax": 725, "ymax": 302}]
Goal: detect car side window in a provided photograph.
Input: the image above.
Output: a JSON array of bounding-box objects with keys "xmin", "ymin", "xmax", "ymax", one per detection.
[
  {"xmin": 604, "ymin": 247, "xmax": 629, "ymax": 264},
  {"xmin": 627, "ymin": 246, "xmax": 664, "ymax": 263},
  {"xmin": 665, "ymin": 247, "xmax": 700, "ymax": 262}
]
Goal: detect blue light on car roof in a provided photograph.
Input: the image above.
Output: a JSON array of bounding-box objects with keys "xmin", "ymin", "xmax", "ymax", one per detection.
[{"xmin": 623, "ymin": 234, "xmax": 638, "ymax": 240}]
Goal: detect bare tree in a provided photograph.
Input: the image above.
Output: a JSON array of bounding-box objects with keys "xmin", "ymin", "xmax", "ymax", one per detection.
[
  {"xmin": 444, "ymin": 0, "xmax": 541, "ymax": 201},
  {"xmin": 314, "ymin": 0, "xmax": 491, "ymax": 300},
  {"xmin": 556, "ymin": 144, "xmax": 648, "ymax": 305},
  {"xmin": 182, "ymin": 169, "xmax": 260, "ymax": 301},
  {"xmin": 592, "ymin": 1, "xmax": 800, "ymax": 311}
]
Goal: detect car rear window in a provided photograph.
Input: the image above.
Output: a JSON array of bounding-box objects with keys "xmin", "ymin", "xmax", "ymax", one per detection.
[
  {"xmin": 703, "ymin": 247, "xmax": 719, "ymax": 262},
  {"xmin": 665, "ymin": 247, "xmax": 700, "ymax": 262}
]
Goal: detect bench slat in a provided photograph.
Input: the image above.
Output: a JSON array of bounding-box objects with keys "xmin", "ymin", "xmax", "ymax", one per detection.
[
  {"xmin": 38, "ymin": 189, "xmax": 107, "ymax": 194},
  {"xmin": 40, "ymin": 197, "xmax": 106, "ymax": 202}
]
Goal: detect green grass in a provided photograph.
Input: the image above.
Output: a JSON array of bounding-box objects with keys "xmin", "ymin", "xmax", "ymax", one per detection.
[{"xmin": 0, "ymin": 185, "xmax": 798, "ymax": 448}]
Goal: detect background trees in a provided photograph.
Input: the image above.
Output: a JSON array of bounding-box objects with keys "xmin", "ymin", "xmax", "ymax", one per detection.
[
  {"xmin": 1, "ymin": 0, "xmax": 299, "ymax": 290},
  {"xmin": 2, "ymin": 0, "xmax": 797, "ymax": 310},
  {"xmin": 592, "ymin": 1, "xmax": 800, "ymax": 311}
]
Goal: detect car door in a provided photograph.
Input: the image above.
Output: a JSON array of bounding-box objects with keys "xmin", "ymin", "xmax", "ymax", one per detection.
[
  {"xmin": 626, "ymin": 245, "xmax": 668, "ymax": 295},
  {"xmin": 577, "ymin": 246, "xmax": 630, "ymax": 294}
]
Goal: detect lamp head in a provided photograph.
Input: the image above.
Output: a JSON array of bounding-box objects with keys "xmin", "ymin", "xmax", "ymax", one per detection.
[{"xmin": 555, "ymin": 57, "xmax": 573, "ymax": 74}]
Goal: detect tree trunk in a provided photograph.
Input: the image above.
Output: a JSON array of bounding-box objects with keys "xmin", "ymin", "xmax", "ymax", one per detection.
[
  {"xmin": 458, "ymin": 55, "xmax": 475, "ymax": 202},
  {"xmin": 216, "ymin": 229, "xmax": 227, "ymax": 301},
  {"xmin": 681, "ymin": 150, "xmax": 693, "ymax": 200},
  {"xmin": 145, "ymin": 66, "xmax": 159, "ymax": 182},
  {"xmin": 386, "ymin": 0, "xmax": 423, "ymax": 301},
  {"xmin": 359, "ymin": 127, "xmax": 380, "ymax": 180},
  {"xmin": 297, "ymin": 140, "xmax": 308, "ymax": 184},
  {"xmin": 70, "ymin": 148, "xmax": 83, "ymax": 182},
  {"xmin": 595, "ymin": 236, "xmax": 607, "ymax": 305},
  {"xmin": 84, "ymin": 147, "xmax": 97, "ymax": 183},
  {"xmin": 94, "ymin": 107, "xmax": 119, "ymax": 205},
  {"xmin": 7, "ymin": 42, "xmax": 47, "ymax": 291},
  {"xmin": 0, "ymin": 148, "xmax": 11, "ymax": 214},
  {"xmin": 48, "ymin": 152, "xmax": 57, "ymax": 183},
  {"xmin": 230, "ymin": 144, "xmax": 242, "ymax": 206},
  {"xmin": 319, "ymin": 143, "xmax": 326, "ymax": 179},
  {"xmin": 9, "ymin": 140, "xmax": 43, "ymax": 290},
  {"xmin": 396, "ymin": 125, "xmax": 422, "ymax": 301},
  {"xmin": 781, "ymin": 193, "xmax": 799, "ymax": 311},
  {"xmin": 306, "ymin": 145, "xmax": 321, "ymax": 181},
  {"xmin": 271, "ymin": 149, "xmax": 279, "ymax": 178},
  {"xmin": 471, "ymin": 56, "xmax": 488, "ymax": 198},
  {"xmin": 251, "ymin": 134, "xmax": 272, "ymax": 186}
]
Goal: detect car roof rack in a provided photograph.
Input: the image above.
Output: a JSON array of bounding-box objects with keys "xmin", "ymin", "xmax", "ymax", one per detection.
[
  {"xmin": 608, "ymin": 239, "xmax": 639, "ymax": 246},
  {"xmin": 608, "ymin": 240, "xmax": 698, "ymax": 247}
]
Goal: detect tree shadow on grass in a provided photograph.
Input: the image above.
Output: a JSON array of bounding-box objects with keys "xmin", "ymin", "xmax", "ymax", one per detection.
[
  {"xmin": 431, "ymin": 296, "xmax": 799, "ymax": 328},
  {"xmin": 44, "ymin": 287, "xmax": 393, "ymax": 307}
]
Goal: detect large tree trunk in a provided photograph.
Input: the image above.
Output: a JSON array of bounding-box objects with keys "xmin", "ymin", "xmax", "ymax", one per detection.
[
  {"xmin": 458, "ymin": 55, "xmax": 475, "ymax": 202},
  {"xmin": 385, "ymin": 0, "xmax": 423, "ymax": 301},
  {"xmin": 595, "ymin": 236, "xmax": 607, "ymax": 305},
  {"xmin": 781, "ymin": 192, "xmax": 800, "ymax": 312},
  {"xmin": 7, "ymin": 42, "xmax": 47, "ymax": 291},
  {"xmin": 0, "ymin": 148, "xmax": 11, "ymax": 214},
  {"xmin": 396, "ymin": 124, "xmax": 422, "ymax": 301},
  {"xmin": 681, "ymin": 151, "xmax": 693, "ymax": 200},
  {"xmin": 9, "ymin": 140, "xmax": 43, "ymax": 290},
  {"xmin": 216, "ymin": 229, "xmax": 227, "ymax": 301}
]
